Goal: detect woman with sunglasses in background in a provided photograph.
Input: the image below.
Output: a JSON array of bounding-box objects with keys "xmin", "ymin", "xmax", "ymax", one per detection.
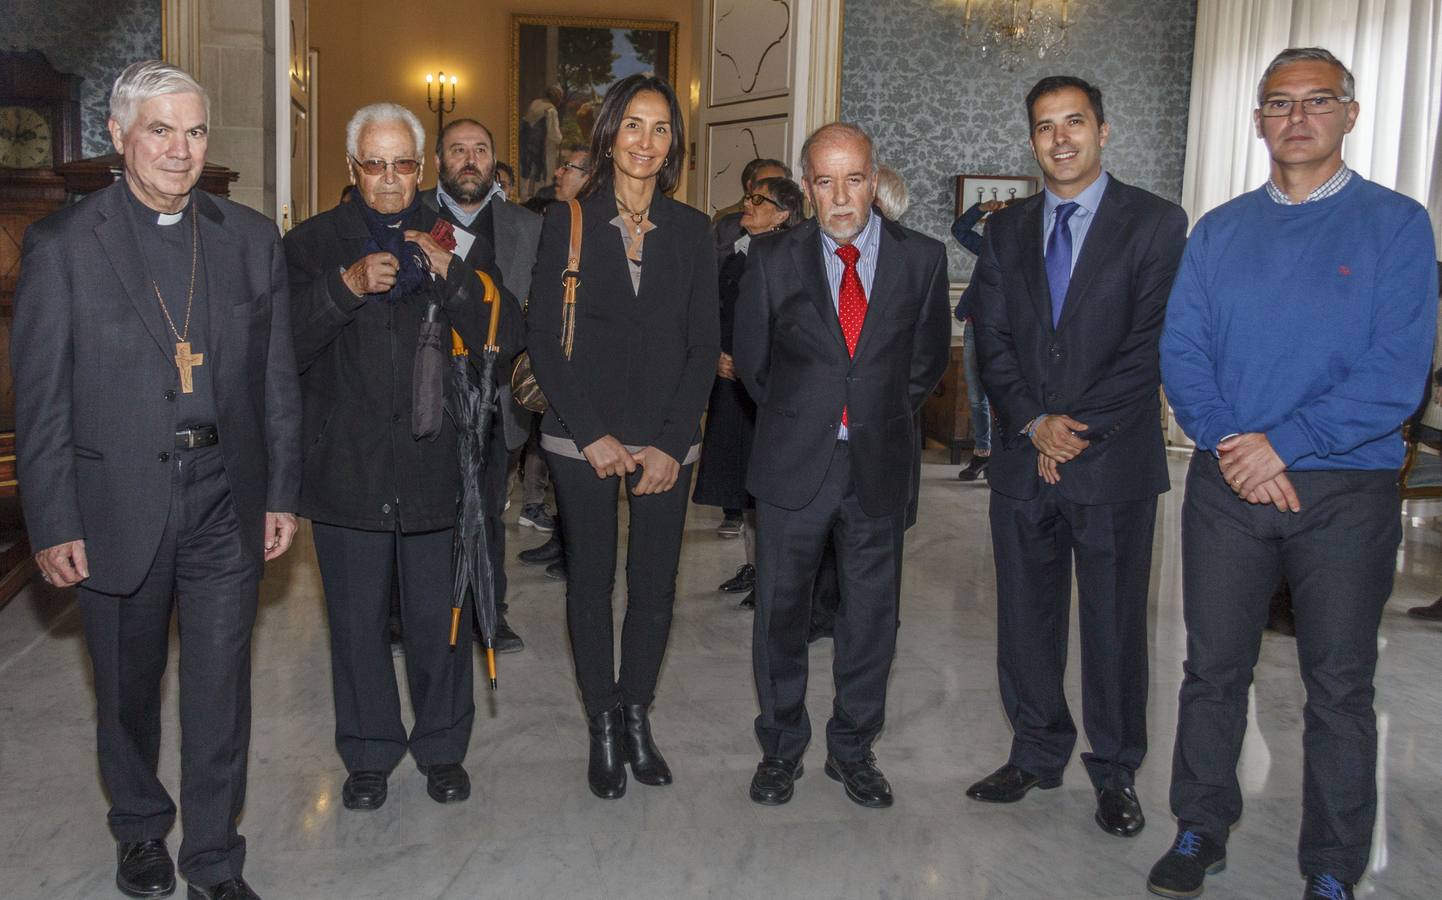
[
  {"xmin": 526, "ymin": 74, "xmax": 720, "ymax": 799},
  {"xmin": 693, "ymin": 177, "xmax": 806, "ymax": 609}
]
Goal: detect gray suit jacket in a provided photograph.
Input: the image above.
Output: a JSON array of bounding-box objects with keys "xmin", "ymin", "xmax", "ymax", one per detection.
[
  {"xmin": 421, "ymin": 190, "xmax": 542, "ymax": 449},
  {"xmin": 11, "ymin": 181, "xmax": 302, "ymax": 595}
]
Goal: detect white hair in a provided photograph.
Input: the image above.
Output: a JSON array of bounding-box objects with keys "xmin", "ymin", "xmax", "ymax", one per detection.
[
  {"xmin": 346, "ymin": 103, "xmax": 426, "ymax": 159},
  {"xmin": 108, "ymin": 60, "xmax": 209, "ymax": 132},
  {"xmin": 874, "ymin": 165, "xmax": 909, "ymax": 220}
]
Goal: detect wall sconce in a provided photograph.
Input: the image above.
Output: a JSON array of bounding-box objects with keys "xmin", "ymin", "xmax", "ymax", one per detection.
[{"xmin": 426, "ymin": 71, "xmax": 457, "ymax": 133}]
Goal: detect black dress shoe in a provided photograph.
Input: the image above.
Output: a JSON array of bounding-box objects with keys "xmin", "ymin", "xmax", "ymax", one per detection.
[
  {"xmin": 1303, "ymin": 874, "xmax": 1354, "ymax": 898},
  {"xmin": 718, "ymin": 563, "xmax": 755, "ymax": 593},
  {"xmin": 1147, "ymin": 830, "xmax": 1226, "ymax": 898},
  {"xmin": 965, "ymin": 763, "xmax": 1061, "ymax": 803},
  {"xmin": 517, "ymin": 534, "xmax": 563, "ymax": 565},
  {"xmin": 587, "ymin": 706, "xmax": 627, "ymax": 799},
  {"xmin": 493, "ymin": 616, "xmax": 524, "ymax": 653},
  {"xmin": 341, "ymin": 770, "xmax": 387, "ymax": 810},
  {"xmin": 1407, "ymin": 596, "xmax": 1442, "ymax": 620},
  {"xmin": 1095, "ymin": 786, "xmax": 1145, "ymax": 837},
  {"xmin": 116, "ymin": 839, "xmax": 175, "ymax": 898},
  {"xmin": 622, "ymin": 704, "xmax": 672, "ymax": 785},
  {"xmin": 749, "ymin": 757, "xmax": 803, "ymax": 805},
  {"xmin": 418, "ymin": 762, "xmax": 471, "ymax": 803},
  {"xmin": 738, "ymin": 590, "xmax": 756, "ymax": 609},
  {"xmin": 824, "ymin": 754, "xmax": 893, "ymax": 808},
  {"xmin": 956, "ymin": 454, "xmax": 990, "ymax": 481},
  {"xmin": 186, "ymin": 877, "xmax": 260, "ymax": 899},
  {"xmin": 545, "ymin": 560, "xmax": 568, "ymax": 581}
]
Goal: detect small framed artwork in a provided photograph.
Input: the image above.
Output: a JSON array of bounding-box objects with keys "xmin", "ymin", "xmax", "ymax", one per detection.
[
  {"xmin": 510, "ymin": 15, "xmax": 678, "ymax": 200},
  {"xmin": 955, "ymin": 174, "xmax": 1039, "ymax": 215}
]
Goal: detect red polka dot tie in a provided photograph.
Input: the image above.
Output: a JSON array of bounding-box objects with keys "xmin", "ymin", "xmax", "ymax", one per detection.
[{"xmin": 836, "ymin": 243, "xmax": 867, "ymax": 426}]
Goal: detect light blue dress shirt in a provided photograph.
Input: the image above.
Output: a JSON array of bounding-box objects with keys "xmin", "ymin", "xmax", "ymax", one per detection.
[{"xmin": 1041, "ymin": 170, "xmax": 1109, "ymax": 276}]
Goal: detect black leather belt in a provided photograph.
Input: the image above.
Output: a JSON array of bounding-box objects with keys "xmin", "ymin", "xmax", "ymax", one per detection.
[{"xmin": 175, "ymin": 424, "xmax": 219, "ymax": 449}]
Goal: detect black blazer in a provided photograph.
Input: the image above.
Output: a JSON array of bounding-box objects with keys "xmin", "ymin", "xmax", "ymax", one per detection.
[
  {"xmin": 284, "ymin": 199, "xmax": 522, "ymax": 531},
  {"xmin": 527, "ymin": 187, "xmax": 720, "ymax": 464},
  {"xmin": 734, "ymin": 215, "xmax": 951, "ymax": 517},
  {"xmin": 11, "ymin": 181, "xmax": 302, "ymax": 595},
  {"xmin": 972, "ymin": 176, "xmax": 1187, "ymax": 505}
]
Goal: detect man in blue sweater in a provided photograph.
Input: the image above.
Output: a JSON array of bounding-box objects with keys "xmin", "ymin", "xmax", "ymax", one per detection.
[{"xmin": 1149, "ymin": 48, "xmax": 1438, "ymax": 900}]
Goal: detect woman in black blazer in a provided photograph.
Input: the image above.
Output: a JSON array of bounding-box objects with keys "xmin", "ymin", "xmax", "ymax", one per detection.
[{"xmin": 527, "ymin": 74, "xmax": 719, "ymax": 799}]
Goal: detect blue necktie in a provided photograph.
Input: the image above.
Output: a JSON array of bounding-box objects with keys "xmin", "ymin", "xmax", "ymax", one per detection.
[{"xmin": 1046, "ymin": 202, "xmax": 1079, "ymax": 327}]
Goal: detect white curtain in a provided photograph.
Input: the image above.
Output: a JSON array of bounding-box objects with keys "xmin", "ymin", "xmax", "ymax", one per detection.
[
  {"xmin": 1168, "ymin": 0, "xmax": 1442, "ymax": 445},
  {"xmin": 1181, "ymin": 0, "xmax": 1442, "ymax": 226}
]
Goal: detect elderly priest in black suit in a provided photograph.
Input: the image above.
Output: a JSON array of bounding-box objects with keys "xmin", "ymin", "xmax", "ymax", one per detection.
[
  {"xmin": 11, "ymin": 60, "xmax": 301, "ymax": 900},
  {"xmin": 735, "ymin": 122, "xmax": 951, "ymax": 810}
]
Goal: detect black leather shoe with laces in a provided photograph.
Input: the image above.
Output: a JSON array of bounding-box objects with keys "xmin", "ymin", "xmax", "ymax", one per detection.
[
  {"xmin": 1146, "ymin": 830, "xmax": 1226, "ymax": 898},
  {"xmin": 116, "ymin": 839, "xmax": 175, "ymax": 898},
  {"xmin": 824, "ymin": 754, "xmax": 893, "ymax": 808}
]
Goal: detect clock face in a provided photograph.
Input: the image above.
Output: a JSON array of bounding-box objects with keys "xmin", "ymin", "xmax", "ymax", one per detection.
[{"xmin": 0, "ymin": 106, "xmax": 53, "ymax": 169}]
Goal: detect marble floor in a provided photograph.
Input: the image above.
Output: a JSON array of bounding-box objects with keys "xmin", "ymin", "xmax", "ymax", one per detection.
[{"xmin": 2, "ymin": 450, "xmax": 1441, "ymax": 900}]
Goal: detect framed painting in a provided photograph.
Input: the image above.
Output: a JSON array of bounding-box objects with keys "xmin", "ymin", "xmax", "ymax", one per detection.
[
  {"xmin": 510, "ymin": 15, "xmax": 678, "ymax": 200},
  {"xmin": 954, "ymin": 174, "xmax": 1039, "ymax": 215}
]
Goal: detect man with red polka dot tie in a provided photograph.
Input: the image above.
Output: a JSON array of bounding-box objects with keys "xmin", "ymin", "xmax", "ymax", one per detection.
[{"xmin": 733, "ymin": 122, "xmax": 951, "ymax": 811}]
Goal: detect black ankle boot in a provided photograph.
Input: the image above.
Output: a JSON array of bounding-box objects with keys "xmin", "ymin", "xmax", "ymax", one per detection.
[
  {"xmin": 587, "ymin": 706, "xmax": 627, "ymax": 799},
  {"xmin": 622, "ymin": 703, "xmax": 673, "ymax": 786}
]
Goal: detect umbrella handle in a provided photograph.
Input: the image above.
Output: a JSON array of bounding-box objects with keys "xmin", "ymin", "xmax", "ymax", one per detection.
[
  {"xmin": 474, "ymin": 269, "xmax": 502, "ymax": 352},
  {"xmin": 448, "ymin": 607, "xmax": 461, "ymax": 647},
  {"xmin": 486, "ymin": 646, "xmax": 497, "ymax": 690}
]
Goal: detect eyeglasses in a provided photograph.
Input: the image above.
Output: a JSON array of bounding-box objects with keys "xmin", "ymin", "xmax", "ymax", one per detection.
[
  {"xmin": 1258, "ymin": 95, "xmax": 1353, "ymax": 118},
  {"xmin": 559, "ymin": 162, "xmax": 590, "ymax": 175},
  {"xmin": 350, "ymin": 156, "xmax": 421, "ymax": 175},
  {"xmin": 744, "ymin": 193, "xmax": 782, "ymax": 209}
]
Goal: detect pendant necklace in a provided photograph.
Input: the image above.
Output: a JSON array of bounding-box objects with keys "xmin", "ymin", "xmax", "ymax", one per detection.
[
  {"xmin": 616, "ymin": 196, "xmax": 650, "ymax": 236},
  {"xmin": 152, "ymin": 209, "xmax": 204, "ymax": 393}
]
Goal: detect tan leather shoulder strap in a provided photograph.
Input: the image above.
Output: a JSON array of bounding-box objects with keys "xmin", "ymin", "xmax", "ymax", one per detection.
[{"xmin": 561, "ymin": 199, "xmax": 582, "ymax": 358}]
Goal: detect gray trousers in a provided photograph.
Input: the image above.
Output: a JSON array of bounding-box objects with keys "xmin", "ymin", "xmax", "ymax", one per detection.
[{"xmin": 1169, "ymin": 452, "xmax": 1400, "ymax": 882}]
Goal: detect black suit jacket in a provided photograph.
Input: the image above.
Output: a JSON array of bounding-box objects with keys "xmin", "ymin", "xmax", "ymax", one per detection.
[
  {"xmin": 972, "ymin": 176, "xmax": 1187, "ymax": 504},
  {"xmin": 526, "ymin": 187, "xmax": 720, "ymax": 464},
  {"xmin": 734, "ymin": 215, "xmax": 951, "ymax": 517},
  {"xmin": 12, "ymin": 181, "xmax": 302, "ymax": 595},
  {"xmin": 284, "ymin": 198, "xmax": 522, "ymax": 532}
]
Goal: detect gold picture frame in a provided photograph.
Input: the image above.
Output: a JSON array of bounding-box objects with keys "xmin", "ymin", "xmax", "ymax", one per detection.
[{"xmin": 509, "ymin": 14, "xmax": 678, "ymax": 200}]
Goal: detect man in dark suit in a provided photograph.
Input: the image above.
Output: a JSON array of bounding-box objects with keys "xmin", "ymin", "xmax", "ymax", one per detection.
[
  {"xmin": 735, "ymin": 122, "xmax": 950, "ymax": 809},
  {"xmin": 966, "ymin": 75, "xmax": 1187, "ymax": 839},
  {"xmin": 11, "ymin": 61, "xmax": 301, "ymax": 900},
  {"xmin": 420, "ymin": 117, "xmax": 541, "ymax": 652}
]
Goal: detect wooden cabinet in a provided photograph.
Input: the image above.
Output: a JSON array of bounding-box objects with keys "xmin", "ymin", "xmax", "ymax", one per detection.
[{"xmin": 921, "ymin": 335, "xmax": 974, "ymax": 464}]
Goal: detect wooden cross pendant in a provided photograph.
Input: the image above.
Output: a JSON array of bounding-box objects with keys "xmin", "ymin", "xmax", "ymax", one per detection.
[{"xmin": 174, "ymin": 341, "xmax": 204, "ymax": 394}]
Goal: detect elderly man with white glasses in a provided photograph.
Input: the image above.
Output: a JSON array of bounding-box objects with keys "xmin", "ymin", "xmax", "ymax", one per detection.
[{"xmin": 283, "ymin": 103, "xmax": 522, "ymax": 815}]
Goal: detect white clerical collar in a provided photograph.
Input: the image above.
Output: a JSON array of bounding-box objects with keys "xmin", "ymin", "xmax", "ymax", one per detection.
[{"xmin": 157, "ymin": 210, "xmax": 183, "ymax": 226}]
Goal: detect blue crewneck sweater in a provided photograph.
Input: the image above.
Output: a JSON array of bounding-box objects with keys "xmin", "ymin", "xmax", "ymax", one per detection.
[{"xmin": 1161, "ymin": 175, "xmax": 1437, "ymax": 471}]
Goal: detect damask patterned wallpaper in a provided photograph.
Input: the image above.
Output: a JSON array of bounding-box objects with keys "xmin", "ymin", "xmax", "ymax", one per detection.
[
  {"xmin": 841, "ymin": 0, "xmax": 1197, "ymax": 281},
  {"xmin": 6, "ymin": 0, "xmax": 162, "ymax": 159}
]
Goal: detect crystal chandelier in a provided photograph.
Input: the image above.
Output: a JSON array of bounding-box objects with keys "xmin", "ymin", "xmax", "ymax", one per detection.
[{"xmin": 961, "ymin": 0, "xmax": 1073, "ymax": 70}]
